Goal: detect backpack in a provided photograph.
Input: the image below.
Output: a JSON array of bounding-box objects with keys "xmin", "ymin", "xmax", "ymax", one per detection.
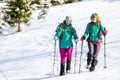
[
  {"xmin": 88, "ymin": 21, "xmax": 102, "ymax": 42},
  {"xmin": 56, "ymin": 23, "xmax": 74, "ymax": 38}
]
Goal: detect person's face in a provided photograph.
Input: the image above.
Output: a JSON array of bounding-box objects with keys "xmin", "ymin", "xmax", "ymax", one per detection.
[
  {"xmin": 65, "ymin": 20, "xmax": 71, "ymax": 25},
  {"xmin": 91, "ymin": 17, "xmax": 97, "ymax": 22}
]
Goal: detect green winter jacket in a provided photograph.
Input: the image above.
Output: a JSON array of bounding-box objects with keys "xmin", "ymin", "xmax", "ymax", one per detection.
[
  {"xmin": 55, "ymin": 21, "xmax": 78, "ymax": 49},
  {"xmin": 83, "ymin": 22, "xmax": 105, "ymax": 41}
]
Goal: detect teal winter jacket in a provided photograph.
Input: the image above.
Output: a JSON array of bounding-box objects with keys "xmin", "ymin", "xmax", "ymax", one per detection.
[
  {"xmin": 83, "ymin": 22, "xmax": 106, "ymax": 41},
  {"xmin": 55, "ymin": 21, "xmax": 78, "ymax": 49}
]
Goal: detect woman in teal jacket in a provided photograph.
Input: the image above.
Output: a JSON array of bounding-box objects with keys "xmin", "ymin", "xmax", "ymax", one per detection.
[
  {"xmin": 54, "ymin": 16, "xmax": 78, "ymax": 76},
  {"xmin": 81, "ymin": 13, "xmax": 108, "ymax": 71}
]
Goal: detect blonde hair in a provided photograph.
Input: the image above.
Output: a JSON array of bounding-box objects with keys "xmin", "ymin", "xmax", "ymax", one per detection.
[{"xmin": 96, "ymin": 13, "xmax": 100, "ymax": 22}]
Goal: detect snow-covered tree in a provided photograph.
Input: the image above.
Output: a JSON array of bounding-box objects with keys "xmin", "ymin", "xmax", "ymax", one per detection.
[
  {"xmin": 64, "ymin": 0, "xmax": 81, "ymax": 3},
  {"xmin": 38, "ymin": 0, "xmax": 51, "ymax": 20},
  {"xmin": 0, "ymin": 6, "xmax": 4, "ymax": 34},
  {"xmin": 51, "ymin": 0, "xmax": 64, "ymax": 6},
  {"xmin": 3, "ymin": 0, "xmax": 40, "ymax": 32},
  {"xmin": 50, "ymin": 0, "xmax": 81, "ymax": 6}
]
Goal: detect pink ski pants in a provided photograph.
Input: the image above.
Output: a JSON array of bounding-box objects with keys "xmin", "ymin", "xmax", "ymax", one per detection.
[{"xmin": 59, "ymin": 47, "xmax": 73, "ymax": 64}]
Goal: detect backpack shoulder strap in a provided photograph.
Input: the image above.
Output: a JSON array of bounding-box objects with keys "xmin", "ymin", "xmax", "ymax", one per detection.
[
  {"xmin": 97, "ymin": 21, "xmax": 101, "ymax": 29},
  {"xmin": 97, "ymin": 21, "xmax": 102, "ymax": 38}
]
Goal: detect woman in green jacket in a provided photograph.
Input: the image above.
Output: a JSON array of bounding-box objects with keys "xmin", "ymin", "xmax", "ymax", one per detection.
[
  {"xmin": 80, "ymin": 13, "xmax": 108, "ymax": 71},
  {"xmin": 54, "ymin": 16, "xmax": 78, "ymax": 76}
]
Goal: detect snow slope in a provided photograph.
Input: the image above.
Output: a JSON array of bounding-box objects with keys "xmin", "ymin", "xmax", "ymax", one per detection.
[{"xmin": 0, "ymin": 1, "xmax": 120, "ymax": 80}]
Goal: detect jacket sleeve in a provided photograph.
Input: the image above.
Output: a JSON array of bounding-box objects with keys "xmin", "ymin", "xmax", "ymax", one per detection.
[
  {"xmin": 55, "ymin": 25, "xmax": 62, "ymax": 38},
  {"xmin": 72, "ymin": 28, "xmax": 78, "ymax": 40},
  {"xmin": 100, "ymin": 23, "xmax": 106, "ymax": 36},
  {"xmin": 83, "ymin": 23, "xmax": 90, "ymax": 39}
]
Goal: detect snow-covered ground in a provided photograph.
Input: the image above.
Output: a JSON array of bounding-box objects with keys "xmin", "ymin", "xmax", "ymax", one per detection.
[{"xmin": 0, "ymin": 0, "xmax": 120, "ymax": 80}]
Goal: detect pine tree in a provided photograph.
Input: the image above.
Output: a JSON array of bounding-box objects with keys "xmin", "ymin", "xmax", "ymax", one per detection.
[
  {"xmin": 30, "ymin": 0, "xmax": 40, "ymax": 5},
  {"xmin": 3, "ymin": 0, "xmax": 40, "ymax": 32}
]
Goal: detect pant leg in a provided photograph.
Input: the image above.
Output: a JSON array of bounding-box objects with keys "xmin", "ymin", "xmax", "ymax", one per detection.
[
  {"xmin": 93, "ymin": 42, "xmax": 101, "ymax": 60},
  {"xmin": 66, "ymin": 47, "xmax": 73, "ymax": 59},
  {"xmin": 87, "ymin": 42, "xmax": 94, "ymax": 65},
  {"xmin": 92, "ymin": 42, "xmax": 101, "ymax": 66},
  {"xmin": 60, "ymin": 48, "xmax": 67, "ymax": 64}
]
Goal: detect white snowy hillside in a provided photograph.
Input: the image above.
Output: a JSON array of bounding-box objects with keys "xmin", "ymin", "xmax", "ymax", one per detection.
[{"xmin": 0, "ymin": 0, "xmax": 120, "ymax": 80}]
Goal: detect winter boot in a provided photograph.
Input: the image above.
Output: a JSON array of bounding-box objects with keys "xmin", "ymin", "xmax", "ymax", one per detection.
[
  {"xmin": 86, "ymin": 53, "xmax": 92, "ymax": 69},
  {"xmin": 90, "ymin": 65, "xmax": 95, "ymax": 71},
  {"xmin": 90, "ymin": 59, "xmax": 98, "ymax": 71},
  {"xmin": 60, "ymin": 63, "xmax": 65, "ymax": 76},
  {"xmin": 92, "ymin": 59, "xmax": 98, "ymax": 66},
  {"xmin": 66, "ymin": 58, "xmax": 71, "ymax": 73},
  {"xmin": 86, "ymin": 64, "xmax": 91, "ymax": 69}
]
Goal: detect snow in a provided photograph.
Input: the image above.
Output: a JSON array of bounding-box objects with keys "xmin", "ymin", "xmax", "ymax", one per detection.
[{"xmin": 0, "ymin": 0, "xmax": 120, "ymax": 80}]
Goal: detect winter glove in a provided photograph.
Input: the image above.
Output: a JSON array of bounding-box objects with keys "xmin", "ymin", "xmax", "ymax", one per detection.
[
  {"xmin": 80, "ymin": 36, "xmax": 85, "ymax": 41},
  {"xmin": 104, "ymin": 29, "xmax": 108, "ymax": 35},
  {"xmin": 54, "ymin": 36, "xmax": 58, "ymax": 41},
  {"xmin": 98, "ymin": 38, "xmax": 103, "ymax": 43}
]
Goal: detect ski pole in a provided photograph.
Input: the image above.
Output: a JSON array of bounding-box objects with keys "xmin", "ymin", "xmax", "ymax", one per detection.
[
  {"xmin": 79, "ymin": 41, "xmax": 83, "ymax": 73},
  {"xmin": 104, "ymin": 35, "xmax": 107, "ymax": 68},
  {"xmin": 74, "ymin": 42, "xmax": 77, "ymax": 74},
  {"xmin": 52, "ymin": 40, "xmax": 57, "ymax": 75}
]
